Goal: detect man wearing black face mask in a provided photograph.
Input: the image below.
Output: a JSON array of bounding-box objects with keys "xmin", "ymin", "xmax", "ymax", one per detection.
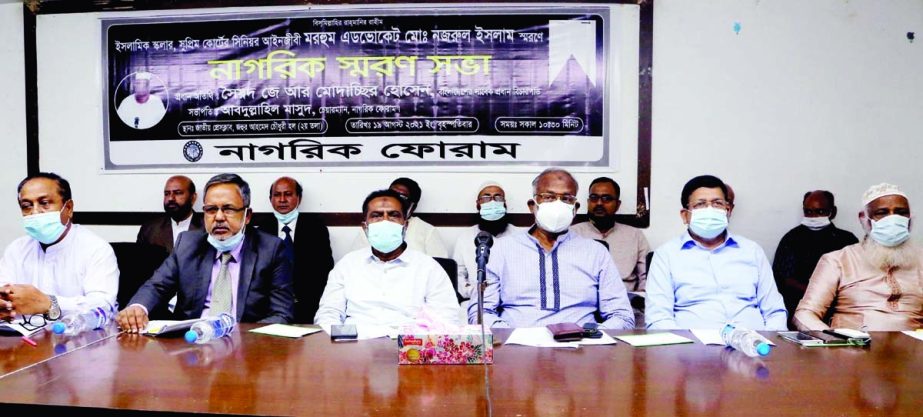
[
  {"xmin": 137, "ymin": 176, "xmax": 204, "ymax": 253},
  {"xmin": 572, "ymin": 177, "xmax": 650, "ymax": 293},
  {"xmin": 452, "ymin": 182, "xmax": 519, "ymax": 300}
]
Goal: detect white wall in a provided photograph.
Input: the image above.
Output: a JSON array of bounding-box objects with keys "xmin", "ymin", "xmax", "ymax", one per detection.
[
  {"xmin": 0, "ymin": 2, "xmax": 28, "ymax": 251},
  {"xmin": 3, "ymin": 1, "xmax": 922, "ymax": 261}
]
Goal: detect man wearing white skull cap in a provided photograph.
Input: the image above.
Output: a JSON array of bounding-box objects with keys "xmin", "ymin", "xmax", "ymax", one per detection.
[
  {"xmin": 794, "ymin": 183, "xmax": 923, "ymax": 331},
  {"xmin": 116, "ymin": 71, "xmax": 166, "ymax": 130}
]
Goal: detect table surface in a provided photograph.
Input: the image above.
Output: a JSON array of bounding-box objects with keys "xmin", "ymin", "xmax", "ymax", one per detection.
[{"xmin": 0, "ymin": 325, "xmax": 921, "ymax": 417}]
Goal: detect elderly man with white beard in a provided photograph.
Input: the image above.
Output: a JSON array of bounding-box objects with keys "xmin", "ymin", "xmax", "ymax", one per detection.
[{"xmin": 794, "ymin": 183, "xmax": 923, "ymax": 331}]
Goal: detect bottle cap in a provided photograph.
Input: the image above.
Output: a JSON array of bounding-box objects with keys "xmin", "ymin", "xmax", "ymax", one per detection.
[
  {"xmin": 184, "ymin": 330, "xmax": 198, "ymax": 344},
  {"xmin": 756, "ymin": 343, "xmax": 771, "ymax": 356},
  {"xmin": 52, "ymin": 322, "xmax": 66, "ymax": 334}
]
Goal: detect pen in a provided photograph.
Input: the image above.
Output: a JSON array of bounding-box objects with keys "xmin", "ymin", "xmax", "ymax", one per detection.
[{"xmin": 21, "ymin": 336, "xmax": 37, "ymax": 347}]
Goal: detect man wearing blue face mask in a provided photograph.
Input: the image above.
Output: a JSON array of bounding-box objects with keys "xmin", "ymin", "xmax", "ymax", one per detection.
[
  {"xmin": 795, "ymin": 183, "xmax": 923, "ymax": 331},
  {"xmin": 452, "ymin": 181, "xmax": 519, "ymax": 300},
  {"xmin": 473, "ymin": 168, "xmax": 634, "ymax": 329},
  {"xmin": 117, "ymin": 173, "xmax": 294, "ymax": 332},
  {"xmin": 0, "ymin": 173, "xmax": 118, "ymax": 327},
  {"xmin": 646, "ymin": 175, "xmax": 787, "ymax": 330},
  {"xmin": 773, "ymin": 190, "xmax": 858, "ymax": 325},
  {"xmin": 314, "ymin": 189, "xmax": 459, "ymax": 327},
  {"xmin": 252, "ymin": 177, "xmax": 333, "ymax": 323}
]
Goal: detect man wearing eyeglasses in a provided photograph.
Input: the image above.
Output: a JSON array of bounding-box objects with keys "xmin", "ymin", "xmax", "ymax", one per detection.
[
  {"xmin": 0, "ymin": 173, "xmax": 119, "ymax": 330},
  {"xmin": 795, "ymin": 183, "xmax": 923, "ymax": 331},
  {"xmin": 452, "ymin": 181, "xmax": 519, "ymax": 300},
  {"xmin": 350, "ymin": 177, "xmax": 448, "ymax": 258},
  {"xmin": 772, "ymin": 190, "xmax": 857, "ymax": 325},
  {"xmin": 118, "ymin": 173, "xmax": 294, "ymax": 332},
  {"xmin": 646, "ymin": 175, "xmax": 787, "ymax": 330},
  {"xmin": 473, "ymin": 168, "xmax": 634, "ymax": 329}
]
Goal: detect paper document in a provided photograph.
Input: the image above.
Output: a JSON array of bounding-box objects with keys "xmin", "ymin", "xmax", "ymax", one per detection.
[
  {"xmin": 901, "ymin": 330, "xmax": 923, "ymax": 342},
  {"xmin": 504, "ymin": 327, "xmax": 618, "ymax": 348},
  {"xmin": 249, "ymin": 324, "xmax": 321, "ymax": 338},
  {"xmin": 690, "ymin": 329, "xmax": 725, "ymax": 345},
  {"xmin": 143, "ymin": 319, "xmax": 203, "ymax": 336},
  {"xmin": 615, "ymin": 332, "xmax": 694, "ymax": 347}
]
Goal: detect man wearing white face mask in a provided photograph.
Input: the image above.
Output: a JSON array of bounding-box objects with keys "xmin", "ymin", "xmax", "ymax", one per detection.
[
  {"xmin": 0, "ymin": 173, "xmax": 118, "ymax": 327},
  {"xmin": 473, "ymin": 168, "xmax": 634, "ymax": 329},
  {"xmin": 795, "ymin": 183, "xmax": 923, "ymax": 331},
  {"xmin": 773, "ymin": 190, "xmax": 858, "ymax": 325},
  {"xmin": 315, "ymin": 189, "xmax": 459, "ymax": 327},
  {"xmin": 646, "ymin": 175, "xmax": 787, "ymax": 330}
]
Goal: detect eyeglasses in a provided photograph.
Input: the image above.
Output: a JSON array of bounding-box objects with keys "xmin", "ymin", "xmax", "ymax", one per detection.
[
  {"xmin": 534, "ymin": 193, "xmax": 578, "ymax": 205},
  {"xmin": 478, "ymin": 195, "xmax": 505, "ymax": 203},
  {"xmin": 588, "ymin": 194, "xmax": 617, "ymax": 203},
  {"xmin": 687, "ymin": 199, "xmax": 729, "ymax": 210},
  {"xmin": 18, "ymin": 314, "xmax": 47, "ymax": 332},
  {"xmin": 803, "ymin": 208, "xmax": 833, "ymax": 217},
  {"xmin": 202, "ymin": 205, "xmax": 248, "ymax": 216}
]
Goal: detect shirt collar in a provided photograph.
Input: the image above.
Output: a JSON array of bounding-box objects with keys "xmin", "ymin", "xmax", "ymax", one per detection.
[
  {"xmin": 213, "ymin": 235, "xmax": 246, "ymax": 261},
  {"xmin": 524, "ymin": 226, "xmax": 574, "ymax": 251},
  {"xmin": 679, "ymin": 230, "xmax": 739, "ymax": 251},
  {"xmin": 365, "ymin": 245, "xmax": 411, "ymax": 265},
  {"xmin": 173, "ymin": 213, "xmax": 194, "ymax": 227}
]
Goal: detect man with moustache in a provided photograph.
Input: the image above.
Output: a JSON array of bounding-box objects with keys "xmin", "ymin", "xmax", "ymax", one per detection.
[
  {"xmin": 473, "ymin": 168, "xmax": 634, "ymax": 329},
  {"xmin": 795, "ymin": 183, "xmax": 923, "ymax": 331},
  {"xmin": 452, "ymin": 181, "xmax": 519, "ymax": 300},
  {"xmin": 137, "ymin": 176, "xmax": 203, "ymax": 253}
]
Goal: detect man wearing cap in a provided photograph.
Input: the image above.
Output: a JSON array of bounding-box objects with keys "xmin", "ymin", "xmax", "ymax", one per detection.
[
  {"xmin": 116, "ymin": 71, "xmax": 166, "ymax": 130},
  {"xmin": 794, "ymin": 183, "xmax": 923, "ymax": 331},
  {"xmin": 773, "ymin": 190, "xmax": 858, "ymax": 324},
  {"xmin": 452, "ymin": 181, "xmax": 518, "ymax": 301}
]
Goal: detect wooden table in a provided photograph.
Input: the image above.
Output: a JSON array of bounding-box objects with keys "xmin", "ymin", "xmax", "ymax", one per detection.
[
  {"xmin": 0, "ymin": 325, "xmax": 921, "ymax": 416},
  {"xmin": 0, "ymin": 326, "xmax": 119, "ymax": 379}
]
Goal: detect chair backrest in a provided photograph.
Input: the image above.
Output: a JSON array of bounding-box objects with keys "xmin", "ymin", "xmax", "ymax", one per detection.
[
  {"xmin": 110, "ymin": 242, "xmax": 172, "ymax": 319},
  {"xmin": 432, "ymin": 257, "xmax": 465, "ymax": 303}
]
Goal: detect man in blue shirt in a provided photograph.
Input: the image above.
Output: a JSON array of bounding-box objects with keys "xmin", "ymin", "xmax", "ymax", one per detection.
[
  {"xmin": 471, "ymin": 168, "xmax": 634, "ymax": 329},
  {"xmin": 646, "ymin": 175, "xmax": 787, "ymax": 330}
]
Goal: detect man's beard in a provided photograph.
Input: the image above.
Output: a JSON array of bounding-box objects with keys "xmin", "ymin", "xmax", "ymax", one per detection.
[
  {"xmin": 478, "ymin": 215, "xmax": 510, "ymax": 236},
  {"xmin": 589, "ymin": 213, "xmax": 616, "ymax": 231},
  {"xmin": 164, "ymin": 202, "xmax": 193, "ymax": 222},
  {"xmin": 862, "ymin": 236, "xmax": 921, "ymax": 271}
]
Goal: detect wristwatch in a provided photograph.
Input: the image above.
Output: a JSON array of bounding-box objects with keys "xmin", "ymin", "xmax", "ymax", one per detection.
[{"xmin": 44, "ymin": 295, "xmax": 61, "ymax": 321}]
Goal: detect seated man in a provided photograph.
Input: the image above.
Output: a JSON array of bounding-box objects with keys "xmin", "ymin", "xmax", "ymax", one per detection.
[
  {"xmin": 315, "ymin": 189, "xmax": 459, "ymax": 327},
  {"xmin": 0, "ymin": 173, "xmax": 119, "ymax": 324},
  {"xmin": 118, "ymin": 173, "xmax": 294, "ymax": 332},
  {"xmin": 351, "ymin": 177, "xmax": 448, "ymax": 258},
  {"xmin": 773, "ymin": 190, "xmax": 858, "ymax": 323},
  {"xmin": 252, "ymin": 177, "xmax": 333, "ymax": 323},
  {"xmin": 472, "ymin": 168, "xmax": 634, "ymax": 329},
  {"xmin": 452, "ymin": 181, "xmax": 518, "ymax": 300},
  {"xmin": 646, "ymin": 175, "xmax": 786, "ymax": 330},
  {"xmin": 795, "ymin": 183, "xmax": 923, "ymax": 331},
  {"xmin": 137, "ymin": 175, "xmax": 203, "ymax": 253}
]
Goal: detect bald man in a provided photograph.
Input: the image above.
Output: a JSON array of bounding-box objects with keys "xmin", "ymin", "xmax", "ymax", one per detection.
[
  {"xmin": 137, "ymin": 176, "xmax": 203, "ymax": 253},
  {"xmin": 252, "ymin": 177, "xmax": 333, "ymax": 323}
]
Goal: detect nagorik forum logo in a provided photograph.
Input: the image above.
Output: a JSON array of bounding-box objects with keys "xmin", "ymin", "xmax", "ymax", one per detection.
[{"xmin": 182, "ymin": 141, "xmax": 203, "ymax": 162}]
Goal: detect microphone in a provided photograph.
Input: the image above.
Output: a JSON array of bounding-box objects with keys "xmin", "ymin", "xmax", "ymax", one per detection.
[
  {"xmin": 134, "ymin": 117, "xmax": 140, "ymax": 129},
  {"xmin": 474, "ymin": 231, "xmax": 494, "ymax": 325}
]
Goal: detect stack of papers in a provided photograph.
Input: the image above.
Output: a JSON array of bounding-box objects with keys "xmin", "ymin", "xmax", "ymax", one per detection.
[
  {"xmin": 249, "ymin": 324, "xmax": 321, "ymax": 338},
  {"xmin": 143, "ymin": 319, "xmax": 203, "ymax": 336},
  {"xmin": 615, "ymin": 332, "xmax": 694, "ymax": 347},
  {"xmin": 901, "ymin": 330, "xmax": 923, "ymax": 342},
  {"xmin": 504, "ymin": 327, "xmax": 618, "ymax": 348}
]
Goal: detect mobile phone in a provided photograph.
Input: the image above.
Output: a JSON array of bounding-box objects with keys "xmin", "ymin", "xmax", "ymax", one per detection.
[
  {"xmin": 330, "ymin": 324, "xmax": 358, "ymax": 342},
  {"xmin": 582, "ymin": 322, "xmax": 603, "ymax": 339},
  {"xmin": 778, "ymin": 331, "xmax": 824, "ymax": 346}
]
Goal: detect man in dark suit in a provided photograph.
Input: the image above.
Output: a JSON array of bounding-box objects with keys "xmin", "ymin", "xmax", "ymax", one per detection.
[
  {"xmin": 137, "ymin": 175, "xmax": 204, "ymax": 253},
  {"xmin": 252, "ymin": 177, "xmax": 334, "ymax": 323},
  {"xmin": 117, "ymin": 173, "xmax": 294, "ymax": 332}
]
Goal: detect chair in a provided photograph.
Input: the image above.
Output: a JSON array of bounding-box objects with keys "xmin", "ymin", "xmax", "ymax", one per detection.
[
  {"xmin": 110, "ymin": 242, "xmax": 173, "ymax": 320},
  {"xmin": 432, "ymin": 257, "xmax": 466, "ymax": 304}
]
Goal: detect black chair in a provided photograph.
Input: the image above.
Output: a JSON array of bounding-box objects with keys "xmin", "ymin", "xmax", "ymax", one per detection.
[
  {"xmin": 110, "ymin": 242, "xmax": 173, "ymax": 320},
  {"xmin": 432, "ymin": 257, "xmax": 466, "ymax": 304}
]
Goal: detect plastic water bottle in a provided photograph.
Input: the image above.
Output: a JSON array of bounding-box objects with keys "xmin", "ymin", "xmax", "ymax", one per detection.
[
  {"xmin": 52, "ymin": 303, "xmax": 117, "ymax": 336},
  {"xmin": 721, "ymin": 324, "xmax": 772, "ymax": 357},
  {"xmin": 184, "ymin": 313, "xmax": 236, "ymax": 344}
]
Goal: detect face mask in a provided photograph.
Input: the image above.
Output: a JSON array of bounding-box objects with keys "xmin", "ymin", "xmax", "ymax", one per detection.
[
  {"xmin": 801, "ymin": 216, "xmax": 831, "ymax": 231},
  {"xmin": 869, "ymin": 215, "xmax": 911, "ymax": 247},
  {"xmin": 479, "ymin": 201, "xmax": 506, "ymax": 221},
  {"xmin": 273, "ymin": 209, "xmax": 298, "ymax": 225},
  {"xmin": 367, "ymin": 220, "xmax": 405, "ymax": 253},
  {"xmin": 534, "ymin": 200, "xmax": 576, "ymax": 233},
  {"xmin": 207, "ymin": 228, "xmax": 245, "ymax": 252},
  {"xmin": 688, "ymin": 207, "xmax": 728, "ymax": 239},
  {"xmin": 23, "ymin": 211, "xmax": 67, "ymax": 245}
]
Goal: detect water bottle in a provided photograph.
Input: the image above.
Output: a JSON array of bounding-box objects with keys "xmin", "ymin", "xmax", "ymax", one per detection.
[
  {"xmin": 184, "ymin": 313, "xmax": 236, "ymax": 344},
  {"xmin": 721, "ymin": 324, "xmax": 772, "ymax": 357},
  {"xmin": 52, "ymin": 303, "xmax": 117, "ymax": 336}
]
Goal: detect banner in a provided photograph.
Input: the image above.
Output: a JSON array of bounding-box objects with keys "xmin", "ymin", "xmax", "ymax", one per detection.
[{"xmin": 102, "ymin": 7, "xmax": 610, "ymax": 170}]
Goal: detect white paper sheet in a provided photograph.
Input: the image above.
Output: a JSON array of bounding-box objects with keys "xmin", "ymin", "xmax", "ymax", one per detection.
[
  {"xmin": 690, "ymin": 329, "xmax": 726, "ymax": 345},
  {"xmin": 504, "ymin": 327, "xmax": 617, "ymax": 348}
]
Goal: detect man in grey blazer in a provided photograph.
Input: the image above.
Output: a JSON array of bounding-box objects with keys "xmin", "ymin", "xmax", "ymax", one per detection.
[{"xmin": 117, "ymin": 173, "xmax": 294, "ymax": 332}]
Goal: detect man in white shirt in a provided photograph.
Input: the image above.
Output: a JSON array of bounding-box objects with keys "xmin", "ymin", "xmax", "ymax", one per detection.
[
  {"xmin": 452, "ymin": 181, "xmax": 518, "ymax": 300},
  {"xmin": 0, "ymin": 173, "xmax": 119, "ymax": 325},
  {"xmin": 350, "ymin": 177, "xmax": 448, "ymax": 257},
  {"xmin": 116, "ymin": 71, "xmax": 166, "ymax": 130},
  {"xmin": 315, "ymin": 189, "xmax": 459, "ymax": 327},
  {"xmin": 137, "ymin": 175, "xmax": 203, "ymax": 253}
]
